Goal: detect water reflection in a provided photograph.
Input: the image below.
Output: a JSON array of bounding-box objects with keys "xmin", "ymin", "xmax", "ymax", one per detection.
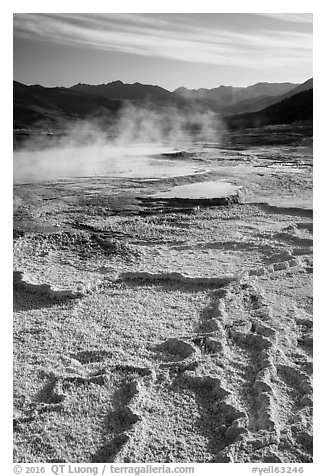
[
  {"xmin": 13, "ymin": 143, "xmax": 202, "ymax": 184},
  {"xmin": 153, "ymin": 181, "xmax": 240, "ymax": 199}
]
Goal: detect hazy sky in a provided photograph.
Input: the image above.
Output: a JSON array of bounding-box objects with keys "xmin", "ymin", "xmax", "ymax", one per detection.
[{"xmin": 13, "ymin": 13, "xmax": 312, "ymax": 90}]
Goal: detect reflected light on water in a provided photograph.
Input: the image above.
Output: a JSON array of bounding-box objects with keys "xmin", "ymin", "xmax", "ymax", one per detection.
[{"xmin": 13, "ymin": 143, "xmax": 202, "ymax": 183}]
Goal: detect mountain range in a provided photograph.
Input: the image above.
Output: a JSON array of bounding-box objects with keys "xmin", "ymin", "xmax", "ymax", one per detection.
[
  {"xmin": 13, "ymin": 78, "xmax": 313, "ymax": 131},
  {"xmin": 225, "ymin": 88, "xmax": 312, "ymax": 130},
  {"xmin": 174, "ymin": 82, "xmax": 297, "ymax": 112}
]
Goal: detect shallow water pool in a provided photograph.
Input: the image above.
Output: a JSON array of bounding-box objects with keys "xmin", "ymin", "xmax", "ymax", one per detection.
[
  {"xmin": 13, "ymin": 143, "xmax": 204, "ymax": 184},
  {"xmin": 153, "ymin": 181, "xmax": 240, "ymax": 199}
]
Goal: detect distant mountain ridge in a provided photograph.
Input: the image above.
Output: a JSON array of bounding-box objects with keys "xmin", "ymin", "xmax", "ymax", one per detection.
[
  {"xmin": 174, "ymin": 82, "xmax": 297, "ymax": 96},
  {"xmin": 13, "ymin": 81, "xmax": 123, "ymax": 129},
  {"xmin": 225, "ymin": 89, "xmax": 313, "ymax": 130},
  {"xmin": 69, "ymin": 80, "xmax": 300, "ymax": 113},
  {"xmin": 223, "ymin": 78, "xmax": 313, "ymax": 115},
  {"xmin": 70, "ymin": 80, "xmax": 177, "ymax": 102},
  {"xmin": 13, "ymin": 78, "xmax": 313, "ymax": 131},
  {"xmin": 173, "ymin": 82, "xmax": 298, "ymax": 112}
]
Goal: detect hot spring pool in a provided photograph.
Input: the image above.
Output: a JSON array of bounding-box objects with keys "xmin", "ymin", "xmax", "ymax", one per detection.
[{"xmin": 152, "ymin": 181, "xmax": 240, "ymax": 199}]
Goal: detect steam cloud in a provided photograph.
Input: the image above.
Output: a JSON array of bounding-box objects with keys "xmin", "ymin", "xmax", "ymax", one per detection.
[
  {"xmin": 14, "ymin": 104, "xmax": 225, "ymax": 183},
  {"xmin": 113, "ymin": 103, "xmax": 223, "ymax": 145}
]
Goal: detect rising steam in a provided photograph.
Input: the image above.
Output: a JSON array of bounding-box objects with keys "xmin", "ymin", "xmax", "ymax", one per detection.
[
  {"xmin": 112, "ymin": 103, "xmax": 222, "ymax": 145},
  {"xmin": 13, "ymin": 104, "xmax": 225, "ymax": 183}
]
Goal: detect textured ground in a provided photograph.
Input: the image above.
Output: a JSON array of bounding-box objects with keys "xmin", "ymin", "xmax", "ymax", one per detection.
[{"xmin": 13, "ymin": 134, "xmax": 313, "ymax": 463}]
